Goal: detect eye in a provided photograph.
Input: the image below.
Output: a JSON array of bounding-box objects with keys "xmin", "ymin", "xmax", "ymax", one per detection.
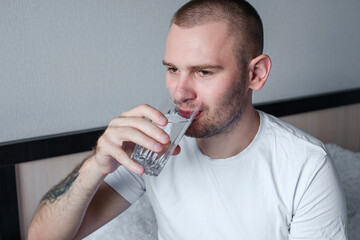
[
  {"xmin": 167, "ymin": 67, "xmax": 178, "ymax": 73},
  {"xmin": 198, "ymin": 70, "xmax": 211, "ymax": 77}
]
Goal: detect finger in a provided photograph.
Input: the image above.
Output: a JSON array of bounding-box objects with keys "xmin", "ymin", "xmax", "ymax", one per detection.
[
  {"xmin": 121, "ymin": 104, "xmax": 168, "ymax": 126},
  {"xmin": 112, "ymin": 126, "xmax": 166, "ymax": 153},
  {"xmin": 154, "ymin": 142, "xmax": 181, "ymax": 157},
  {"xmin": 106, "ymin": 144, "xmax": 144, "ymax": 174},
  {"xmin": 109, "ymin": 117, "xmax": 170, "ymax": 144}
]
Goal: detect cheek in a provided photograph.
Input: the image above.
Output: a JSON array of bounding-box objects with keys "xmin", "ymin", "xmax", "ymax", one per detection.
[
  {"xmin": 165, "ymin": 75, "xmax": 175, "ymax": 88},
  {"xmin": 198, "ymin": 85, "xmax": 227, "ymax": 107}
]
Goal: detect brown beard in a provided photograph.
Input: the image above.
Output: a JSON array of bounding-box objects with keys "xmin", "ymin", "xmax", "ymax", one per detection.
[{"xmin": 185, "ymin": 76, "xmax": 247, "ymax": 138}]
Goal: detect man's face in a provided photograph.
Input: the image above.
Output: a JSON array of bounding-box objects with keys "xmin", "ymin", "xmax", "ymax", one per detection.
[{"xmin": 163, "ymin": 22, "xmax": 249, "ymax": 138}]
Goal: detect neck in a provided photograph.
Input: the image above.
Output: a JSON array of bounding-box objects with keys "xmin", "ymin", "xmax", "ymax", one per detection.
[{"xmin": 196, "ymin": 105, "xmax": 260, "ymax": 159}]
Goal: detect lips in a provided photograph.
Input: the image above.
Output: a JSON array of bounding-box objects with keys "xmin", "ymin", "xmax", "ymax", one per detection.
[
  {"xmin": 194, "ymin": 111, "xmax": 201, "ymax": 119},
  {"xmin": 178, "ymin": 109, "xmax": 201, "ymax": 119}
]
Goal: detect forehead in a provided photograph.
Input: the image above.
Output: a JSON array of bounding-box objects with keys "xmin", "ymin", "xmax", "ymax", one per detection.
[{"xmin": 164, "ymin": 22, "xmax": 238, "ymax": 67}]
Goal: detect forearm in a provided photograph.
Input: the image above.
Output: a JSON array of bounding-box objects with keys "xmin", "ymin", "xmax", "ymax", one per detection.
[
  {"xmin": 28, "ymin": 104, "xmax": 167, "ymax": 239},
  {"xmin": 28, "ymin": 155, "xmax": 106, "ymax": 240}
]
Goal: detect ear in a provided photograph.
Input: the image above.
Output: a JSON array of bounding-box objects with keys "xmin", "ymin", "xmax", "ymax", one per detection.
[{"xmin": 247, "ymin": 54, "xmax": 271, "ymax": 91}]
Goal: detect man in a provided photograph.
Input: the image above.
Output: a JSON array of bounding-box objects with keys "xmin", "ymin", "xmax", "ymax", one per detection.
[{"xmin": 28, "ymin": 0, "xmax": 347, "ymax": 239}]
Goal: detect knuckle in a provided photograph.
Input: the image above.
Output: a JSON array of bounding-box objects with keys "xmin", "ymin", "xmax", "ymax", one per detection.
[
  {"xmin": 120, "ymin": 110, "xmax": 130, "ymax": 117},
  {"xmin": 114, "ymin": 150, "xmax": 125, "ymax": 162},
  {"xmin": 138, "ymin": 103, "xmax": 150, "ymax": 109},
  {"xmin": 119, "ymin": 156, "xmax": 131, "ymax": 167},
  {"xmin": 138, "ymin": 104, "xmax": 153, "ymax": 114},
  {"xmin": 95, "ymin": 145, "xmax": 102, "ymax": 154},
  {"xmin": 109, "ymin": 117, "xmax": 121, "ymax": 126},
  {"xmin": 116, "ymin": 126, "xmax": 131, "ymax": 136},
  {"xmin": 108, "ymin": 118, "xmax": 116, "ymax": 126},
  {"xmin": 121, "ymin": 104, "xmax": 150, "ymax": 117},
  {"xmin": 97, "ymin": 136, "xmax": 106, "ymax": 147}
]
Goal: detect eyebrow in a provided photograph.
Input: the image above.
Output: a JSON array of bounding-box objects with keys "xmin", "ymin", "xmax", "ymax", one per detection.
[{"xmin": 162, "ymin": 60, "xmax": 223, "ymax": 71}]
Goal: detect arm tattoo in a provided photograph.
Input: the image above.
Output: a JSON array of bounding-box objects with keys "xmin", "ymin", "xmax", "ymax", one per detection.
[{"xmin": 40, "ymin": 160, "xmax": 85, "ymax": 206}]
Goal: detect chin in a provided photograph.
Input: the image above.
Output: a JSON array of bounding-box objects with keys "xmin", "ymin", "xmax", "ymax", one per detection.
[
  {"xmin": 185, "ymin": 120, "xmax": 202, "ymax": 138},
  {"xmin": 185, "ymin": 120, "xmax": 211, "ymax": 138},
  {"xmin": 185, "ymin": 112, "xmax": 215, "ymax": 138},
  {"xmin": 185, "ymin": 125, "xmax": 198, "ymax": 138}
]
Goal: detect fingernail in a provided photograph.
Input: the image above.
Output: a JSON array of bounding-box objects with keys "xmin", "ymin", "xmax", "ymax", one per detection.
[
  {"xmin": 154, "ymin": 142, "xmax": 162, "ymax": 151},
  {"xmin": 160, "ymin": 133, "xmax": 168, "ymax": 142},
  {"xmin": 135, "ymin": 165, "xmax": 143, "ymax": 173},
  {"xmin": 159, "ymin": 116, "xmax": 167, "ymax": 124}
]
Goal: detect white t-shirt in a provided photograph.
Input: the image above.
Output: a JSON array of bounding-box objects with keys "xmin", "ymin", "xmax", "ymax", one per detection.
[{"xmin": 105, "ymin": 111, "xmax": 347, "ymax": 240}]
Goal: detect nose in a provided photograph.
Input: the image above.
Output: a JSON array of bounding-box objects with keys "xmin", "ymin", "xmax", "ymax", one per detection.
[
  {"xmin": 166, "ymin": 70, "xmax": 197, "ymax": 105},
  {"xmin": 170, "ymin": 87, "xmax": 199, "ymax": 112},
  {"xmin": 169, "ymin": 87, "xmax": 194, "ymax": 103},
  {"xmin": 165, "ymin": 70, "xmax": 194, "ymax": 92}
]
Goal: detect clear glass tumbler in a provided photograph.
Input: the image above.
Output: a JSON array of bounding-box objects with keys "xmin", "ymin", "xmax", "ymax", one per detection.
[{"xmin": 131, "ymin": 87, "xmax": 199, "ymax": 176}]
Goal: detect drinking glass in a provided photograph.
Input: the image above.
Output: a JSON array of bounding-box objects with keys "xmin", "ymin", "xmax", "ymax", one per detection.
[{"xmin": 131, "ymin": 87, "xmax": 199, "ymax": 176}]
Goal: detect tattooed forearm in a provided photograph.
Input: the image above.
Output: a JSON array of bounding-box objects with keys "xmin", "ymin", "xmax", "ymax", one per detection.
[
  {"xmin": 40, "ymin": 159, "xmax": 86, "ymax": 206},
  {"xmin": 40, "ymin": 172, "xmax": 79, "ymax": 205}
]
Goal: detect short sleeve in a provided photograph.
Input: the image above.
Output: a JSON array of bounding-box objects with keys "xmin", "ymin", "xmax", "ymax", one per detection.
[
  {"xmin": 104, "ymin": 165, "xmax": 146, "ymax": 204},
  {"xmin": 289, "ymin": 155, "xmax": 348, "ymax": 239}
]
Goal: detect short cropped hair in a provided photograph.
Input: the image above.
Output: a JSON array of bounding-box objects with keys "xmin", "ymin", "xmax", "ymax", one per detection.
[{"xmin": 171, "ymin": 0, "xmax": 263, "ymax": 67}]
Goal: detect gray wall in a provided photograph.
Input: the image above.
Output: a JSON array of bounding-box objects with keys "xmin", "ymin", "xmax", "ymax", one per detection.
[{"xmin": 1, "ymin": 0, "xmax": 360, "ymax": 143}]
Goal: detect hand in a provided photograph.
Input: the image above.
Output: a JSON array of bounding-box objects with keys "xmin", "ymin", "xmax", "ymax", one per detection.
[{"xmin": 92, "ymin": 104, "xmax": 181, "ymax": 176}]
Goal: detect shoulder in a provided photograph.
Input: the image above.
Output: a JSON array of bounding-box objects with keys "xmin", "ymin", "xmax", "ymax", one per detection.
[
  {"xmin": 259, "ymin": 111, "xmax": 327, "ymax": 154},
  {"xmin": 258, "ymin": 111, "xmax": 329, "ymax": 172}
]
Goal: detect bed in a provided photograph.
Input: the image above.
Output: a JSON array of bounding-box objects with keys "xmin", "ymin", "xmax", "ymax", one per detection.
[{"xmin": 0, "ymin": 88, "xmax": 359, "ymax": 240}]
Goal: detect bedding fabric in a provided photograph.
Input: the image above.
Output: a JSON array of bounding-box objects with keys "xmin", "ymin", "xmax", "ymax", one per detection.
[{"xmin": 326, "ymin": 144, "xmax": 360, "ymax": 240}]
